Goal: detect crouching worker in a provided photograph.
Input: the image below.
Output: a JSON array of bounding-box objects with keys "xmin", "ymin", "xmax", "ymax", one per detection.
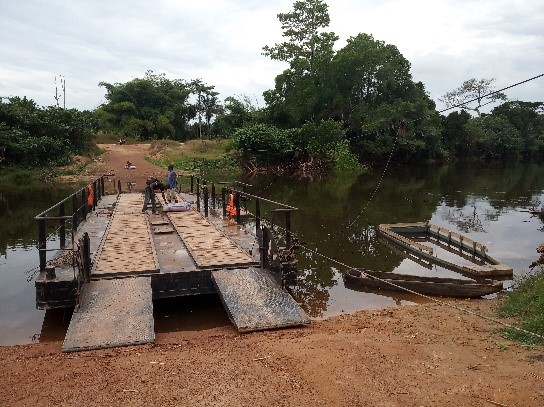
[{"xmin": 142, "ymin": 177, "xmax": 169, "ymax": 214}]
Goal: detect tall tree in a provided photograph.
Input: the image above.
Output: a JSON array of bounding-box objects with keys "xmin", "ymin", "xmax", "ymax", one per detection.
[
  {"xmin": 96, "ymin": 71, "xmax": 194, "ymax": 140},
  {"xmin": 262, "ymin": 0, "xmax": 337, "ymax": 75},
  {"xmin": 262, "ymin": 0, "xmax": 338, "ymax": 125},
  {"xmin": 212, "ymin": 96, "xmax": 259, "ymax": 137},
  {"xmin": 441, "ymin": 110, "xmax": 472, "ymax": 156},
  {"xmin": 329, "ymin": 33, "xmax": 442, "ymax": 160},
  {"xmin": 439, "ymin": 78, "xmax": 507, "ymax": 117},
  {"xmin": 190, "ymin": 79, "xmax": 221, "ymax": 138},
  {"xmin": 492, "ymin": 101, "xmax": 544, "ymax": 158}
]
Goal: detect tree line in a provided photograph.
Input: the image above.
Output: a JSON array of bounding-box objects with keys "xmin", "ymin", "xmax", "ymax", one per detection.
[
  {"xmin": 1, "ymin": 0, "xmax": 543, "ymax": 169},
  {"xmin": 0, "ymin": 96, "xmax": 93, "ymax": 167}
]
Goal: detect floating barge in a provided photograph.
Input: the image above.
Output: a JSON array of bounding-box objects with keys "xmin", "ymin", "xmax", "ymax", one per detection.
[
  {"xmin": 34, "ymin": 176, "xmax": 309, "ymax": 352},
  {"xmin": 377, "ymin": 222, "xmax": 513, "ymax": 278}
]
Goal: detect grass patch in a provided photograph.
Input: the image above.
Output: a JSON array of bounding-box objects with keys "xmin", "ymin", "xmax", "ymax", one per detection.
[
  {"xmin": 498, "ymin": 269, "xmax": 544, "ymax": 346},
  {"xmin": 147, "ymin": 139, "xmax": 241, "ymax": 180},
  {"xmin": 0, "ymin": 168, "xmax": 37, "ymax": 184}
]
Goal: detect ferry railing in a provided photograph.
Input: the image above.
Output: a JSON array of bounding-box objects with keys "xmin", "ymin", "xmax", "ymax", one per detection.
[
  {"xmin": 34, "ymin": 174, "xmax": 113, "ymax": 274},
  {"xmin": 187, "ymin": 175, "xmax": 298, "ymax": 250},
  {"xmin": 187, "ymin": 175, "xmax": 251, "ymax": 216}
]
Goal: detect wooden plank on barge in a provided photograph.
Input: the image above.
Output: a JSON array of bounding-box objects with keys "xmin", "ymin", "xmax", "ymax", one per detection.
[
  {"xmin": 62, "ymin": 277, "xmax": 154, "ymax": 352},
  {"xmin": 93, "ymin": 194, "xmax": 159, "ymax": 276},
  {"xmin": 212, "ymin": 267, "xmax": 309, "ymax": 332},
  {"xmin": 168, "ymin": 210, "xmax": 257, "ymax": 269}
]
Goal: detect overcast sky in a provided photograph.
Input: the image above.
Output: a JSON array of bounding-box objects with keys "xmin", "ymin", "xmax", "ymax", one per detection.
[{"xmin": 1, "ymin": 0, "xmax": 542, "ymax": 112}]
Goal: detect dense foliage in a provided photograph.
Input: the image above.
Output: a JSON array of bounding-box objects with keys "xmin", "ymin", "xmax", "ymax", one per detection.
[
  {"xmin": 232, "ymin": 119, "xmax": 361, "ymax": 171},
  {"xmin": 211, "ymin": 96, "xmax": 262, "ymax": 137},
  {"xmin": 259, "ymin": 1, "xmax": 443, "ymax": 164},
  {"xmin": 492, "ymin": 101, "xmax": 544, "ymax": 159},
  {"xmin": 0, "ymin": 97, "xmax": 94, "ymax": 167},
  {"xmin": 95, "ymin": 71, "xmax": 220, "ymax": 141}
]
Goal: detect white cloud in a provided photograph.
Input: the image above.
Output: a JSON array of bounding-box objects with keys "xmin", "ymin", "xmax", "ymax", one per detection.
[{"xmin": 0, "ymin": 0, "xmax": 542, "ymax": 111}]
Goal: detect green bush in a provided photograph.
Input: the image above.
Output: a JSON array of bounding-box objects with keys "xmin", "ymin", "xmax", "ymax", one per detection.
[
  {"xmin": 233, "ymin": 123, "xmax": 293, "ymax": 161},
  {"xmin": 498, "ymin": 270, "xmax": 544, "ymax": 346},
  {"xmin": 294, "ymin": 120, "xmax": 343, "ymax": 157},
  {"xmin": 0, "ymin": 97, "xmax": 94, "ymax": 167}
]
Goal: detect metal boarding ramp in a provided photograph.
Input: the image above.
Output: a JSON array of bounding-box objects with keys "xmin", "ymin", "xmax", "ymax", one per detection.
[
  {"xmin": 212, "ymin": 267, "xmax": 309, "ymax": 332},
  {"xmin": 62, "ymin": 277, "xmax": 154, "ymax": 352},
  {"xmin": 63, "ymin": 194, "xmax": 158, "ymax": 352}
]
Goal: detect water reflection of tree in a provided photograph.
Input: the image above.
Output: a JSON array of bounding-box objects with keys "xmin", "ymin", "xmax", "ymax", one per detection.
[
  {"xmin": 348, "ymin": 225, "xmax": 377, "ymax": 256},
  {"xmin": 441, "ymin": 205, "xmax": 487, "ymax": 233},
  {"xmin": 288, "ymin": 261, "xmax": 335, "ymax": 318},
  {"xmin": 0, "ymin": 193, "xmax": 10, "ymax": 217}
]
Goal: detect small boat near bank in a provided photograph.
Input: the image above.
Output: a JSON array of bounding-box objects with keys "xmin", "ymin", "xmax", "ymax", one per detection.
[
  {"xmin": 377, "ymin": 222, "xmax": 513, "ymax": 278},
  {"xmin": 344, "ymin": 269, "xmax": 503, "ymax": 298}
]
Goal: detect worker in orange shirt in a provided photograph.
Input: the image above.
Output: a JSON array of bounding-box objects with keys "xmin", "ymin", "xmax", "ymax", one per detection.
[{"xmin": 226, "ymin": 192, "xmax": 236, "ymax": 226}]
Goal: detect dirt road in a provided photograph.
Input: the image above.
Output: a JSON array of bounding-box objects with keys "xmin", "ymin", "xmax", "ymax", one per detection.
[{"xmin": 2, "ymin": 144, "xmax": 542, "ymax": 406}]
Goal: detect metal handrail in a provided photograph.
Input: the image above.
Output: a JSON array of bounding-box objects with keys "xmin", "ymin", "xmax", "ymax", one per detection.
[
  {"xmin": 34, "ymin": 174, "xmax": 111, "ymax": 273},
  {"xmin": 187, "ymin": 174, "xmax": 298, "ymax": 250}
]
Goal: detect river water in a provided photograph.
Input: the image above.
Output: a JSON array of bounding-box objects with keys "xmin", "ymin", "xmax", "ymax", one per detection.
[{"xmin": 1, "ymin": 163, "xmax": 544, "ymax": 345}]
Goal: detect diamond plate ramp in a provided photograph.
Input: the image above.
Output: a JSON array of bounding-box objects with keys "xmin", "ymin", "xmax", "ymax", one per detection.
[
  {"xmin": 212, "ymin": 267, "xmax": 309, "ymax": 333},
  {"xmin": 62, "ymin": 277, "xmax": 154, "ymax": 352}
]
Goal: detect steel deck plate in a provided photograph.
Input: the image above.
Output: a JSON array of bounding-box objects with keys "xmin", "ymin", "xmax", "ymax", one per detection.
[
  {"xmin": 212, "ymin": 267, "xmax": 309, "ymax": 332},
  {"xmin": 93, "ymin": 194, "xmax": 159, "ymax": 276},
  {"xmin": 62, "ymin": 277, "xmax": 154, "ymax": 352},
  {"xmin": 168, "ymin": 210, "xmax": 256, "ymax": 269}
]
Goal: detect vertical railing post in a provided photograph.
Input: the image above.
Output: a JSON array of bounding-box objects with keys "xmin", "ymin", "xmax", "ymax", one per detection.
[
  {"xmin": 92, "ymin": 181, "xmax": 97, "ymax": 210},
  {"xmin": 190, "ymin": 175, "xmax": 194, "ymax": 193},
  {"xmin": 285, "ymin": 211, "xmax": 292, "ymax": 249},
  {"xmin": 117, "ymin": 180, "xmax": 121, "ymax": 195},
  {"xmin": 196, "ymin": 178, "xmax": 200, "ymax": 212},
  {"xmin": 72, "ymin": 194, "xmax": 78, "ymax": 231},
  {"xmin": 211, "ymin": 183, "xmax": 216, "ymax": 209},
  {"xmin": 255, "ymin": 198, "xmax": 261, "ymax": 234},
  {"xmin": 222, "ymin": 187, "xmax": 226, "ymax": 217},
  {"xmin": 241, "ymin": 184, "xmax": 248, "ymax": 211},
  {"xmin": 235, "ymin": 192, "xmax": 241, "ymax": 224},
  {"xmin": 59, "ymin": 202, "xmax": 66, "ymax": 249},
  {"xmin": 96, "ymin": 178, "xmax": 101, "ymax": 201},
  {"xmin": 83, "ymin": 232, "xmax": 91, "ymax": 283},
  {"xmin": 100, "ymin": 176, "xmax": 105, "ymax": 197},
  {"xmin": 203, "ymin": 184, "xmax": 209, "ymax": 217},
  {"xmin": 82, "ymin": 188, "xmax": 87, "ymax": 219},
  {"xmin": 261, "ymin": 226, "xmax": 269, "ymax": 270},
  {"xmin": 38, "ymin": 218, "xmax": 46, "ymax": 273}
]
